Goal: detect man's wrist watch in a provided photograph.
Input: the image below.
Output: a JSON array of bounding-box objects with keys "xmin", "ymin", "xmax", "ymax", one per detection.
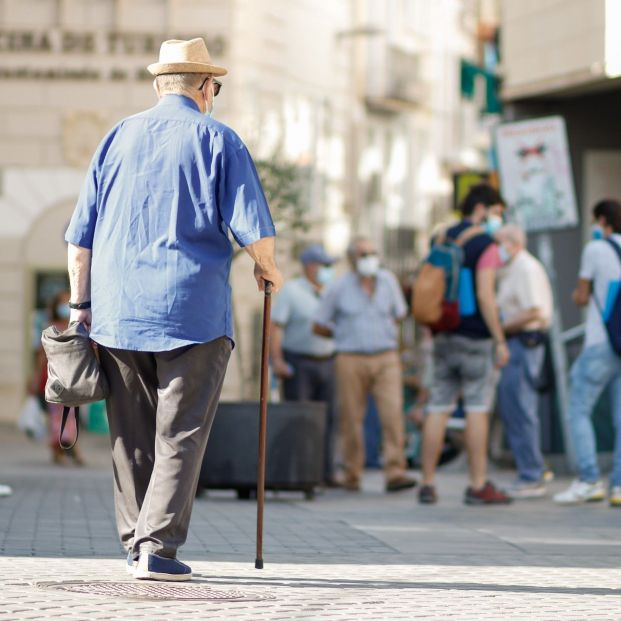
[{"xmin": 69, "ymin": 300, "xmax": 91, "ymax": 310}]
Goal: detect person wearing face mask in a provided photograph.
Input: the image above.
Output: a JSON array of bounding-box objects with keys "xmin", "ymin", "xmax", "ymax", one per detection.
[
  {"xmin": 495, "ymin": 224, "xmax": 553, "ymax": 498},
  {"xmin": 313, "ymin": 238, "xmax": 416, "ymax": 493},
  {"xmin": 554, "ymin": 199, "xmax": 621, "ymax": 507},
  {"xmin": 270, "ymin": 244, "xmax": 338, "ymax": 485},
  {"xmin": 419, "ymin": 183, "xmax": 512, "ymax": 506},
  {"xmin": 64, "ymin": 38, "xmax": 282, "ymax": 581}
]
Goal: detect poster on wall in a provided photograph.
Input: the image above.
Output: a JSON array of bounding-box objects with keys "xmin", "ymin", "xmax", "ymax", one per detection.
[{"xmin": 495, "ymin": 116, "xmax": 578, "ymax": 232}]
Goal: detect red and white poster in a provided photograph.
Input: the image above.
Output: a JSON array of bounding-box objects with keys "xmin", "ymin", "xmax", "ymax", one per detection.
[{"xmin": 495, "ymin": 116, "xmax": 578, "ymax": 232}]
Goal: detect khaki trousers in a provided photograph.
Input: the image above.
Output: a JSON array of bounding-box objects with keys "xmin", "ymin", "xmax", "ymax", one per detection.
[
  {"xmin": 99, "ymin": 337, "xmax": 231, "ymax": 559},
  {"xmin": 336, "ymin": 350, "xmax": 406, "ymax": 484}
]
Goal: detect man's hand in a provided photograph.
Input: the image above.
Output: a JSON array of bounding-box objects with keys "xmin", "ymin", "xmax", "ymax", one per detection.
[
  {"xmin": 272, "ymin": 358, "xmax": 294, "ymax": 379},
  {"xmin": 313, "ymin": 322, "xmax": 333, "ymax": 338},
  {"xmin": 70, "ymin": 308, "xmax": 92, "ymax": 331},
  {"xmin": 494, "ymin": 341, "xmax": 509, "ymax": 369},
  {"xmin": 254, "ymin": 263, "xmax": 283, "ymax": 292},
  {"xmin": 572, "ymin": 279, "xmax": 591, "ymax": 306},
  {"xmin": 244, "ymin": 237, "xmax": 283, "ymax": 292}
]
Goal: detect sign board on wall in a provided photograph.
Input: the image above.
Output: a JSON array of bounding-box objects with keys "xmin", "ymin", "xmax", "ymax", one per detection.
[
  {"xmin": 0, "ymin": 29, "xmax": 227, "ymax": 82},
  {"xmin": 452, "ymin": 171, "xmax": 498, "ymax": 213},
  {"xmin": 495, "ymin": 116, "xmax": 578, "ymax": 232}
]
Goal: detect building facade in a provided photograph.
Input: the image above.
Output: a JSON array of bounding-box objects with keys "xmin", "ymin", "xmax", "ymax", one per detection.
[
  {"xmin": 500, "ymin": 0, "xmax": 621, "ymax": 330},
  {"xmin": 0, "ymin": 0, "xmax": 482, "ymax": 422}
]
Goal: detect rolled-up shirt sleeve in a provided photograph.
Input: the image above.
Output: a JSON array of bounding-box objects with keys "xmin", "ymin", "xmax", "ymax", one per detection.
[
  {"xmin": 65, "ymin": 155, "xmax": 100, "ymax": 249},
  {"xmin": 579, "ymin": 242, "xmax": 599, "ymax": 281},
  {"xmin": 65, "ymin": 126, "xmax": 119, "ymax": 249},
  {"xmin": 218, "ymin": 142, "xmax": 276, "ymax": 247}
]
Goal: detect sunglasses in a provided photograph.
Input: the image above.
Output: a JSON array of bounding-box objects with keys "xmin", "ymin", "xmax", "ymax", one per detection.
[
  {"xmin": 358, "ymin": 251, "xmax": 377, "ymax": 258},
  {"xmin": 198, "ymin": 77, "xmax": 222, "ymax": 96}
]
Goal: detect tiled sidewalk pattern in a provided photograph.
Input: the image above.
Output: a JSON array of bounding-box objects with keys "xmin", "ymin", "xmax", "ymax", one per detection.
[{"xmin": 1, "ymin": 426, "xmax": 621, "ymax": 619}]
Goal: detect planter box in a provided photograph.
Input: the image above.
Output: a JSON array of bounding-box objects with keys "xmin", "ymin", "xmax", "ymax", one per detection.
[{"xmin": 199, "ymin": 401, "xmax": 327, "ymax": 500}]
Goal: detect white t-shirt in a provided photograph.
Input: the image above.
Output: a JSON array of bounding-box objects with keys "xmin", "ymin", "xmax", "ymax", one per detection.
[
  {"xmin": 579, "ymin": 233, "xmax": 621, "ymax": 348},
  {"xmin": 497, "ymin": 250, "xmax": 553, "ymax": 331}
]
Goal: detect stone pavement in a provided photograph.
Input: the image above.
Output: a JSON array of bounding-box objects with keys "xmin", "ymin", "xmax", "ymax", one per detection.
[{"xmin": 1, "ymin": 423, "xmax": 621, "ymax": 620}]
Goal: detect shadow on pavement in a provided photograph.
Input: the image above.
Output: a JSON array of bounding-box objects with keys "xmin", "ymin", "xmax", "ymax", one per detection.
[{"xmin": 192, "ymin": 574, "xmax": 621, "ymax": 597}]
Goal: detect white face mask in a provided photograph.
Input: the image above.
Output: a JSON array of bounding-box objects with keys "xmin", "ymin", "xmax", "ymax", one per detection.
[
  {"xmin": 357, "ymin": 255, "xmax": 380, "ymax": 277},
  {"xmin": 317, "ymin": 266, "xmax": 334, "ymax": 286},
  {"xmin": 498, "ymin": 244, "xmax": 511, "ymax": 264},
  {"xmin": 56, "ymin": 304, "xmax": 70, "ymax": 320},
  {"xmin": 485, "ymin": 214, "xmax": 503, "ymax": 236}
]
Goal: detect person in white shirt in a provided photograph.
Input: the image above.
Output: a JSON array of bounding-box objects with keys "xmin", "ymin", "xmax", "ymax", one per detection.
[
  {"xmin": 554, "ymin": 199, "xmax": 621, "ymax": 506},
  {"xmin": 496, "ymin": 224, "xmax": 553, "ymax": 498},
  {"xmin": 270, "ymin": 244, "xmax": 338, "ymax": 485}
]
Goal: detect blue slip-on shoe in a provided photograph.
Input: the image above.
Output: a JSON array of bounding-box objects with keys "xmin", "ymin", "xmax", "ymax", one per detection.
[{"xmin": 134, "ymin": 552, "xmax": 192, "ymax": 582}]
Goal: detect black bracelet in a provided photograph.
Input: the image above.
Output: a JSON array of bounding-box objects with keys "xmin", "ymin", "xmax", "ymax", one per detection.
[{"xmin": 68, "ymin": 301, "xmax": 91, "ymax": 310}]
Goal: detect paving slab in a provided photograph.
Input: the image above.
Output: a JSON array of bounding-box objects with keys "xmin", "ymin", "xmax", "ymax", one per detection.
[{"xmin": 1, "ymin": 423, "xmax": 621, "ymax": 619}]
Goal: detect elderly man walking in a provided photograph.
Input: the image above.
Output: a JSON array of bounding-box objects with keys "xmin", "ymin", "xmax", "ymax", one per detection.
[
  {"xmin": 313, "ymin": 237, "xmax": 416, "ymax": 493},
  {"xmin": 64, "ymin": 38, "xmax": 282, "ymax": 581},
  {"xmin": 271, "ymin": 244, "xmax": 338, "ymax": 485},
  {"xmin": 496, "ymin": 224, "xmax": 553, "ymax": 498}
]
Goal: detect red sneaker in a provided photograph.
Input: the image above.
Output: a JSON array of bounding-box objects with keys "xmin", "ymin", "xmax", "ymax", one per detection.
[{"xmin": 464, "ymin": 481, "xmax": 512, "ymax": 505}]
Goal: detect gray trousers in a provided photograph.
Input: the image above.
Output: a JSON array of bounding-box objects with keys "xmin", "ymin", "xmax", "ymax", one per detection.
[
  {"xmin": 99, "ymin": 337, "xmax": 231, "ymax": 559},
  {"xmin": 282, "ymin": 350, "xmax": 337, "ymax": 481}
]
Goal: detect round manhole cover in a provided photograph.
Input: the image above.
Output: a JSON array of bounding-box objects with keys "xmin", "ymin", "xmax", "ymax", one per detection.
[{"xmin": 36, "ymin": 581, "xmax": 274, "ymax": 602}]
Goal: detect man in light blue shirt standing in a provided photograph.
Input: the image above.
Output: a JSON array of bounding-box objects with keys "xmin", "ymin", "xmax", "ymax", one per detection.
[
  {"xmin": 65, "ymin": 38, "xmax": 282, "ymax": 581},
  {"xmin": 271, "ymin": 244, "xmax": 337, "ymax": 484},
  {"xmin": 554, "ymin": 199, "xmax": 621, "ymax": 507},
  {"xmin": 313, "ymin": 237, "xmax": 416, "ymax": 493}
]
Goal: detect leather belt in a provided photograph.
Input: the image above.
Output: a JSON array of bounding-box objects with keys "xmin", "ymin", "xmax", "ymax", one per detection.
[{"xmin": 284, "ymin": 351, "xmax": 335, "ymax": 361}]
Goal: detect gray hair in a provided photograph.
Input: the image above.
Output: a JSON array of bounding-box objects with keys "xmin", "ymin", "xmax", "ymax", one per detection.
[
  {"xmin": 498, "ymin": 223, "xmax": 526, "ymax": 248},
  {"xmin": 155, "ymin": 72, "xmax": 210, "ymax": 95},
  {"xmin": 347, "ymin": 236, "xmax": 371, "ymax": 259}
]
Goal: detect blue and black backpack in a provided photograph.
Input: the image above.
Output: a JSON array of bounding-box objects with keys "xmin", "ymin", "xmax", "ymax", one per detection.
[
  {"xmin": 593, "ymin": 238, "xmax": 621, "ymax": 355},
  {"xmin": 411, "ymin": 226, "xmax": 481, "ymax": 332}
]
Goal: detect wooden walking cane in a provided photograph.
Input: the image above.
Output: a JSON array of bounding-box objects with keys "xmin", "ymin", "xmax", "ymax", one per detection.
[{"xmin": 255, "ymin": 280, "xmax": 272, "ymax": 570}]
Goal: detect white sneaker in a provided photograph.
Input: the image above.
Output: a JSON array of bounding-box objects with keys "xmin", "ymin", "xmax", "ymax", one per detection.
[
  {"xmin": 0, "ymin": 484, "xmax": 12, "ymax": 497},
  {"xmin": 553, "ymin": 479, "xmax": 606, "ymax": 505},
  {"xmin": 507, "ymin": 479, "xmax": 547, "ymax": 499},
  {"xmin": 609, "ymin": 486, "xmax": 621, "ymax": 508}
]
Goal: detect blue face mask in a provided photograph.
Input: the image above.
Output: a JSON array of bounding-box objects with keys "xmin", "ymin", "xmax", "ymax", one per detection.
[
  {"xmin": 592, "ymin": 224, "xmax": 604, "ymax": 240},
  {"xmin": 485, "ymin": 214, "xmax": 503, "ymax": 236},
  {"xmin": 317, "ymin": 266, "xmax": 334, "ymax": 286},
  {"xmin": 56, "ymin": 304, "xmax": 70, "ymax": 320}
]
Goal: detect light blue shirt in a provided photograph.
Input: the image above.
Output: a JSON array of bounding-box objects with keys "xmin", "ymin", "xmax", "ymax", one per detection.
[
  {"xmin": 314, "ymin": 269, "xmax": 408, "ymax": 353},
  {"xmin": 271, "ymin": 277, "xmax": 335, "ymax": 356},
  {"xmin": 65, "ymin": 95, "xmax": 276, "ymax": 351}
]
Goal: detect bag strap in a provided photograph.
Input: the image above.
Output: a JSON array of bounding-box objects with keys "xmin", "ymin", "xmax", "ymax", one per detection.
[
  {"xmin": 454, "ymin": 225, "xmax": 485, "ymax": 247},
  {"xmin": 592, "ymin": 238, "xmax": 621, "ymax": 318},
  {"xmin": 59, "ymin": 406, "xmax": 80, "ymax": 451},
  {"xmin": 606, "ymin": 237, "xmax": 621, "ymax": 266}
]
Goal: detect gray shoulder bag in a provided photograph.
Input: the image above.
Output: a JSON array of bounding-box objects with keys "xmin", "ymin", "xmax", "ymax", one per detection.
[{"xmin": 41, "ymin": 322, "xmax": 109, "ymax": 449}]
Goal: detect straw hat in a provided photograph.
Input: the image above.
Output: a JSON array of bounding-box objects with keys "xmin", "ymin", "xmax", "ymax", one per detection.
[{"xmin": 147, "ymin": 38, "xmax": 227, "ymax": 77}]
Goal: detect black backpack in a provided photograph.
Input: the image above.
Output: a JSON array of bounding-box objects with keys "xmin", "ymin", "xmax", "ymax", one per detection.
[{"xmin": 593, "ymin": 238, "xmax": 621, "ymax": 355}]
